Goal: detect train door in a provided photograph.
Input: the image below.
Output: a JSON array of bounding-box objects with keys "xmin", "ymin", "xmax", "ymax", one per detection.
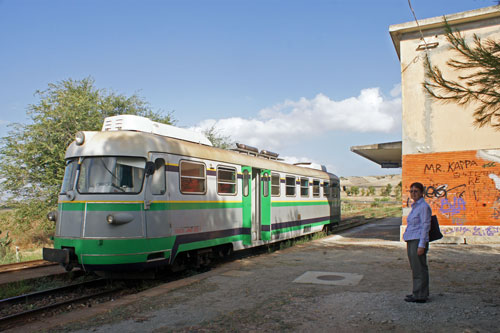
[
  {"xmin": 144, "ymin": 154, "xmax": 170, "ymax": 238},
  {"xmin": 251, "ymin": 168, "xmax": 261, "ymax": 241},
  {"xmin": 260, "ymin": 169, "xmax": 271, "ymax": 241},
  {"xmin": 241, "ymin": 167, "xmax": 271, "ymax": 244},
  {"xmin": 241, "ymin": 167, "xmax": 252, "ymax": 245}
]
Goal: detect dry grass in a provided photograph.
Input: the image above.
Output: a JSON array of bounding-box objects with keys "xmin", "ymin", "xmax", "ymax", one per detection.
[{"xmin": 342, "ymin": 199, "xmax": 401, "ymax": 219}]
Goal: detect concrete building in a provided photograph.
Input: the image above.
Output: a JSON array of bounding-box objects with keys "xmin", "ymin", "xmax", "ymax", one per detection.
[
  {"xmin": 389, "ymin": 5, "xmax": 500, "ymax": 243},
  {"xmin": 353, "ymin": 6, "xmax": 500, "ymax": 243}
]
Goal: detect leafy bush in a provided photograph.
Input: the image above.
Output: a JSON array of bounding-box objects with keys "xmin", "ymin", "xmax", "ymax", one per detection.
[
  {"xmin": 0, "ymin": 229, "xmax": 13, "ymax": 262},
  {"xmin": 0, "ymin": 78, "xmax": 174, "ymax": 245}
]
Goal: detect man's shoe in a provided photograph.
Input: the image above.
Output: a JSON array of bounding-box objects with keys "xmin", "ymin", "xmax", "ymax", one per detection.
[{"xmin": 404, "ymin": 296, "xmax": 426, "ymax": 303}]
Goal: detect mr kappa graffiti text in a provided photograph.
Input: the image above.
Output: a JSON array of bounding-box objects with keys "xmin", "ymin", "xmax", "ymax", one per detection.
[{"xmin": 424, "ymin": 160, "xmax": 478, "ymax": 174}]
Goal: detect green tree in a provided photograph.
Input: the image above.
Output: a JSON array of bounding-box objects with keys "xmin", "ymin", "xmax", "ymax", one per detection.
[
  {"xmin": 350, "ymin": 186, "xmax": 359, "ymax": 196},
  {"xmin": 202, "ymin": 125, "xmax": 234, "ymax": 149},
  {"xmin": 368, "ymin": 186, "xmax": 375, "ymax": 196},
  {"xmin": 0, "ymin": 77, "xmax": 173, "ymax": 234},
  {"xmin": 394, "ymin": 181, "xmax": 402, "ymax": 200},
  {"xmin": 423, "ymin": 21, "xmax": 500, "ymax": 129},
  {"xmin": 382, "ymin": 183, "xmax": 393, "ymax": 197}
]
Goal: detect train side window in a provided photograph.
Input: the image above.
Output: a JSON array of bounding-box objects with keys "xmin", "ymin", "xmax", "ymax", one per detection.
[
  {"xmin": 217, "ymin": 166, "xmax": 237, "ymax": 195},
  {"xmin": 300, "ymin": 178, "xmax": 309, "ymax": 197},
  {"xmin": 180, "ymin": 160, "xmax": 206, "ymax": 194},
  {"xmin": 312, "ymin": 179, "xmax": 320, "ymax": 197},
  {"xmin": 285, "ymin": 176, "xmax": 296, "ymax": 196},
  {"xmin": 271, "ymin": 173, "xmax": 280, "ymax": 196},
  {"xmin": 263, "ymin": 172, "xmax": 269, "ymax": 197},
  {"xmin": 332, "ymin": 182, "xmax": 339, "ymax": 198},
  {"xmin": 323, "ymin": 181, "xmax": 330, "ymax": 197},
  {"xmin": 151, "ymin": 158, "xmax": 166, "ymax": 195},
  {"xmin": 243, "ymin": 170, "xmax": 250, "ymax": 197}
]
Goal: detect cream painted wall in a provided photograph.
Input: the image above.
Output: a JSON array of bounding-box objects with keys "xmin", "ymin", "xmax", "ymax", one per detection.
[{"xmin": 397, "ymin": 13, "xmax": 500, "ymax": 155}]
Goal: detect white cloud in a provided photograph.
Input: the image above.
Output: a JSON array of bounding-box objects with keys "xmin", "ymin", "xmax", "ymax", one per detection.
[
  {"xmin": 280, "ymin": 155, "xmax": 338, "ymax": 174},
  {"xmin": 193, "ymin": 87, "xmax": 401, "ymax": 151}
]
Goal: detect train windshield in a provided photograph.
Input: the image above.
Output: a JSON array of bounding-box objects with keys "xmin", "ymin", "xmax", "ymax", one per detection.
[
  {"xmin": 76, "ymin": 157, "xmax": 146, "ymax": 194},
  {"xmin": 61, "ymin": 159, "xmax": 78, "ymax": 194}
]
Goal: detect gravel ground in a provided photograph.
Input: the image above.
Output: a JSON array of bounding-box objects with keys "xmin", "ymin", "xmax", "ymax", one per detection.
[{"xmin": 35, "ymin": 218, "xmax": 500, "ymax": 332}]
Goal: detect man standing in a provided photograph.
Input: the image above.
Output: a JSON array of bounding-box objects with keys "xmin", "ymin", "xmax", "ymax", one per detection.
[{"xmin": 403, "ymin": 182, "xmax": 431, "ymax": 303}]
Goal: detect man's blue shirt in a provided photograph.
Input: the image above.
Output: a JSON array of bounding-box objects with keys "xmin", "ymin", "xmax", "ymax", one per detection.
[{"xmin": 404, "ymin": 197, "xmax": 432, "ymax": 248}]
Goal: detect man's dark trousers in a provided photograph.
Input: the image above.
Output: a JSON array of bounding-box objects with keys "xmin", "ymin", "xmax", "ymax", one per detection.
[{"xmin": 406, "ymin": 239, "xmax": 429, "ymax": 300}]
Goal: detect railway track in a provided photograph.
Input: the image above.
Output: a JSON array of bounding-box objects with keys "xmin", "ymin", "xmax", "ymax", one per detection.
[
  {"xmin": 0, "ymin": 259, "xmax": 57, "ymax": 273},
  {"xmin": 0, "ymin": 218, "xmax": 375, "ymax": 331},
  {"xmin": 0, "ymin": 278, "xmax": 122, "ymax": 330}
]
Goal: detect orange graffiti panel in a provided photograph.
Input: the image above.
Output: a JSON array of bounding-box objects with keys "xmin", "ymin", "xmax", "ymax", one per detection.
[{"xmin": 402, "ymin": 150, "xmax": 500, "ymax": 226}]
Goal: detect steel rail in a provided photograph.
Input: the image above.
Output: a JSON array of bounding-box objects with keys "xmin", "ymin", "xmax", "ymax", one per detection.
[
  {"xmin": 0, "ymin": 278, "xmax": 120, "ymax": 329},
  {"xmin": 0, "ymin": 278, "xmax": 106, "ymax": 307},
  {"xmin": 0, "ymin": 259, "xmax": 57, "ymax": 273}
]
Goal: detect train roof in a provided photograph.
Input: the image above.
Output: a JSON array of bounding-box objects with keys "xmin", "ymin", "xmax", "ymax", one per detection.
[{"xmin": 66, "ymin": 131, "xmax": 338, "ymax": 181}]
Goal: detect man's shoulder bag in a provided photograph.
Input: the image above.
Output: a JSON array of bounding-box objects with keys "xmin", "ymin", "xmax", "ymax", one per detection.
[{"xmin": 429, "ymin": 215, "xmax": 443, "ymax": 242}]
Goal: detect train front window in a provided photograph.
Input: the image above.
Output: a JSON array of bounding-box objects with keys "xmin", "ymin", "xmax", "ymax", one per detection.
[
  {"xmin": 61, "ymin": 159, "xmax": 78, "ymax": 194},
  {"xmin": 77, "ymin": 157, "xmax": 146, "ymax": 194}
]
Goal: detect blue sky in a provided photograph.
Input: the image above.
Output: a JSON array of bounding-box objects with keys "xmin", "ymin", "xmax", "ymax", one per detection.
[{"xmin": 0, "ymin": 0, "xmax": 496, "ymax": 177}]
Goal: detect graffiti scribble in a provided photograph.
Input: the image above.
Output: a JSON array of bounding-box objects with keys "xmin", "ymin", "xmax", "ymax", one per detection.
[
  {"xmin": 440, "ymin": 197, "xmax": 466, "ymax": 216},
  {"xmin": 425, "ymin": 184, "xmax": 466, "ymax": 199}
]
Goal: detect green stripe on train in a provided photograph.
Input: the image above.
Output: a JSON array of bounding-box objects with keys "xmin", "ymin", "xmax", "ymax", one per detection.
[
  {"xmin": 58, "ymin": 202, "xmax": 86, "ymax": 211},
  {"xmin": 58, "ymin": 201, "xmax": 243, "ymax": 212},
  {"xmin": 271, "ymin": 220, "xmax": 330, "ymax": 235},
  {"xmin": 58, "ymin": 202, "xmax": 143, "ymax": 211},
  {"xmin": 150, "ymin": 202, "xmax": 242, "ymax": 210},
  {"xmin": 54, "ymin": 236, "xmax": 175, "ymax": 265},
  {"xmin": 271, "ymin": 201, "xmax": 330, "ymax": 207},
  {"xmin": 177, "ymin": 234, "xmax": 244, "ymax": 253}
]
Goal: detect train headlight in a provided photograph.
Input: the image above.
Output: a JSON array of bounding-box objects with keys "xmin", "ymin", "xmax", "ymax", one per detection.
[
  {"xmin": 106, "ymin": 213, "xmax": 133, "ymax": 225},
  {"xmin": 106, "ymin": 215, "xmax": 115, "ymax": 224},
  {"xmin": 47, "ymin": 211, "xmax": 57, "ymax": 222},
  {"xmin": 75, "ymin": 131, "xmax": 85, "ymax": 145}
]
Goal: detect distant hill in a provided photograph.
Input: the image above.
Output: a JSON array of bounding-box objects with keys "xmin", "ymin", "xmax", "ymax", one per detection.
[{"xmin": 340, "ymin": 174, "xmax": 401, "ymax": 198}]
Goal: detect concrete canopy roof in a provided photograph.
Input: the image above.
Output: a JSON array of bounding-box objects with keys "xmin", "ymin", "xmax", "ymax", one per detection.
[
  {"xmin": 389, "ymin": 5, "xmax": 500, "ymax": 60},
  {"xmin": 350, "ymin": 141, "xmax": 402, "ymax": 168}
]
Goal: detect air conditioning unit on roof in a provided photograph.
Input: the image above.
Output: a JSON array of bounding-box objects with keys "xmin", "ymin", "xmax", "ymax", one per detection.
[{"xmin": 102, "ymin": 115, "xmax": 213, "ymax": 146}]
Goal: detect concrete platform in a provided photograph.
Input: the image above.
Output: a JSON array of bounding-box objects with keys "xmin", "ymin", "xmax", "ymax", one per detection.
[
  {"xmin": 0, "ymin": 264, "xmax": 67, "ymax": 285},
  {"xmin": 16, "ymin": 217, "xmax": 500, "ymax": 333}
]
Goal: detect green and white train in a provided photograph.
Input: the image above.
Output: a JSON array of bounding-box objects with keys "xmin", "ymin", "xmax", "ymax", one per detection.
[{"xmin": 43, "ymin": 115, "xmax": 341, "ymax": 273}]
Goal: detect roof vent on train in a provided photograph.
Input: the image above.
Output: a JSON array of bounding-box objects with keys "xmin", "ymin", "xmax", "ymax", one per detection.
[
  {"xmin": 232, "ymin": 143, "xmax": 282, "ymax": 160},
  {"xmin": 233, "ymin": 143, "xmax": 259, "ymax": 155},
  {"xmin": 259, "ymin": 149, "xmax": 279, "ymax": 159},
  {"xmin": 294, "ymin": 162, "xmax": 327, "ymax": 171},
  {"xmin": 102, "ymin": 115, "xmax": 213, "ymax": 146}
]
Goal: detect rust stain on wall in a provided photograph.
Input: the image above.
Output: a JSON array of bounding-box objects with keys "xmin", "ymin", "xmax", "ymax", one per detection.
[{"xmin": 402, "ymin": 149, "xmax": 500, "ymax": 228}]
